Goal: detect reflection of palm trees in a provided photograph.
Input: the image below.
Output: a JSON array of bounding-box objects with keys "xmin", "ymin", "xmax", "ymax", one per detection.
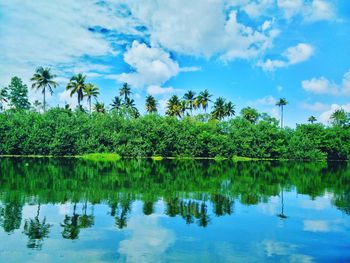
[
  {"xmin": 277, "ymin": 187, "xmax": 288, "ymax": 219},
  {"xmin": 61, "ymin": 203, "xmax": 80, "ymax": 239},
  {"xmin": 113, "ymin": 197, "xmax": 132, "ymax": 229},
  {"xmin": 79, "ymin": 201, "xmax": 94, "ymax": 229},
  {"xmin": 198, "ymin": 202, "xmax": 210, "ymax": 227},
  {"xmin": 23, "ymin": 203, "xmax": 51, "ymax": 249},
  {"xmin": 143, "ymin": 201, "xmax": 155, "ymax": 216},
  {"xmin": 0, "ymin": 202, "xmax": 23, "ymax": 233},
  {"xmin": 212, "ymin": 194, "xmax": 234, "ymax": 216}
]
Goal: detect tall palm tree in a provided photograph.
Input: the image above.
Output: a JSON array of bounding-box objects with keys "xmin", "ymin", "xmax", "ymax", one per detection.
[
  {"xmin": 308, "ymin": 116, "xmax": 317, "ymax": 124},
  {"xmin": 66, "ymin": 73, "xmax": 86, "ymax": 106},
  {"xmin": 183, "ymin": 90, "xmax": 196, "ymax": 115},
  {"xmin": 30, "ymin": 67, "xmax": 58, "ymax": 112},
  {"xmin": 211, "ymin": 97, "xmax": 226, "ymax": 120},
  {"xmin": 241, "ymin": 107, "xmax": 259, "ymax": 124},
  {"xmin": 276, "ymin": 98, "xmax": 288, "ymax": 128},
  {"xmin": 166, "ymin": 95, "xmax": 182, "ymax": 117},
  {"xmin": 84, "ymin": 83, "xmax": 99, "ymax": 114},
  {"xmin": 119, "ymin": 82, "xmax": 132, "ymax": 102},
  {"xmin": 197, "ymin": 89, "xmax": 212, "ymax": 112},
  {"xmin": 224, "ymin": 101, "xmax": 235, "ymax": 119},
  {"xmin": 93, "ymin": 102, "xmax": 106, "ymax": 114},
  {"xmin": 110, "ymin": 96, "xmax": 122, "ymax": 111},
  {"xmin": 0, "ymin": 87, "xmax": 8, "ymax": 111},
  {"xmin": 145, "ymin": 95, "xmax": 157, "ymax": 113}
]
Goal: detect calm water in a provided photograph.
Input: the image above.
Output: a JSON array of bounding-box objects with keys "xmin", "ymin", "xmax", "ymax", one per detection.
[{"xmin": 0, "ymin": 158, "xmax": 349, "ymax": 262}]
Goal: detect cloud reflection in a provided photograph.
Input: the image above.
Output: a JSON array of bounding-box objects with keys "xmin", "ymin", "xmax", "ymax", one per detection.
[{"xmin": 118, "ymin": 214, "xmax": 175, "ymax": 263}]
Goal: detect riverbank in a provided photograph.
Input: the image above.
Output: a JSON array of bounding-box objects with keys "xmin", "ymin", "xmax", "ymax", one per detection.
[{"xmin": 0, "ymin": 153, "xmax": 333, "ymax": 162}]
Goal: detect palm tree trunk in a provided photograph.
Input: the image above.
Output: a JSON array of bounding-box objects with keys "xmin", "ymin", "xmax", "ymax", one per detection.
[
  {"xmin": 89, "ymin": 98, "xmax": 91, "ymax": 114},
  {"xmin": 281, "ymin": 106, "xmax": 284, "ymax": 128},
  {"xmin": 43, "ymin": 90, "xmax": 46, "ymax": 113}
]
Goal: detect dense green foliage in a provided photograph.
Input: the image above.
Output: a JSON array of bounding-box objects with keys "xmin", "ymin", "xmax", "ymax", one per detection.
[
  {"xmin": 0, "ymin": 108, "xmax": 349, "ymax": 160},
  {"xmin": 6, "ymin": 77, "xmax": 30, "ymax": 110},
  {"xmin": 1, "ymin": 75, "xmax": 350, "ymax": 160}
]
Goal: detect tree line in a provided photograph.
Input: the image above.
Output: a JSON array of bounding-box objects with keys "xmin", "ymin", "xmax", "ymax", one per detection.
[{"xmin": 0, "ymin": 68, "xmax": 349, "ymax": 159}]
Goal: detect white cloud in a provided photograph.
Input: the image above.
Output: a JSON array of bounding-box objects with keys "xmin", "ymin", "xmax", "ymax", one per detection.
[
  {"xmin": 277, "ymin": 0, "xmax": 335, "ymax": 22},
  {"xmin": 300, "ymin": 102, "xmax": 329, "ymax": 111},
  {"xmin": 180, "ymin": 66, "xmax": 202, "ymax": 72},
  {"xmin": 249, "ymin": 95, "xmax": 279, "ymax": 119},
  {"xmin": 241, "ymin": 0, "xmax": 274, "ymax": 19},
  {"xmin": 277, "ymin": 0, "xmax": 304, "ymax": 19},
  {"xmin": 304, "ymin": 0, "xmax": 336, "ymax": 22},
  {"xmin": 302, "ymin": 70, "xmax": 350, "ymax": 95},
  {"xmin": 58, "ymin": 89, "xmax": 78, "ymax": 109},
  {"xmin": 0, "ymin": 1, "xmax": 133, "ymax": 86},
  {"xmin": 277, "ymin": 85, "xmax": 283, "ymax": 92},
  {"xmin": 147, "ymin": 85, "xmax": 179, "ymax": 96},
  {"xmin": 258, "ymin": 43, "xmax": 314, "ymax": 71},
  {"xmin": 284, "ymin": 43, "xmax": 314, "ymax": 64},
  {"xmin": 255, "ymin": 95, "xmax": 277, "ymax": 106},
  {"xmin": 115, "ymin": 41, "xmax": 180, "ymax": 88},
  {"xmin": 127, "ymin": 1, "xmax": 279, "ymax": 60}
]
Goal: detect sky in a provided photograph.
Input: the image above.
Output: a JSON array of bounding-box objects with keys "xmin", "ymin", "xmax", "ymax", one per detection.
[{"xmin": 0, "ymin": 0, "xmax": 349, "ymax": 127}]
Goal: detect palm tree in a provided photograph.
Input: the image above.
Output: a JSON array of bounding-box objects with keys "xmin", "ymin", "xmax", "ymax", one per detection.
[
  {"xmin": 197, "ymin": 89, "xmax": 212, "ymax": 112},
  {"xmin": 30, "ymin": 67, "xmax": 58, "ymax": 112},
  {"xmin": 183, "ymin": 90, "xmax": 196, "ymax": 115},
  {"xmin": 241, "ymin": 107, "xmax": 259, "ymax": 124},
  {"xmin": 66, "ymin": 73, "xmax": 86, "ymax": 106},
  {"xmin": 211, "ymin": 97, "xmax": 226, "ymax": 120},
  {"xmin": 276, "ymin": 98, "xmax": 288, "ymax": 128},
  {"xmin": 330, "ymin": 108, "xmax": 348, "ymax": 127},
  {"xmin": 166, "ymin": 95, "xmax": 182, "ymax": 117},
  {"xmin": 93, "ymin": 102, "xmax": 106, "ymax": 114},
  {"xmin": 0, "ymin": 87, "xmax": 8, "ymax": 111},
  {"xmin": 308, "ymin": 116, "xmax": 317, "ymax": 124},
  {"xmin": 125, "ymin": 97, "xmax": 139, "ymax": 118},
  {"xmin": 110, "ymin": 96, "xmax": 122, "ymax": 111},
  {"xmin": 84, "ymin": 83, "xmax": 99, "ymax": 114},
  {"xmin": 145, "ymin": 95, "xmax": 157, "ymax": 113},
  {"xmin": 224, "ymin": 101, "xmax": 235, "ymax": 119},
  {"xmin": 119, "ymin": 82, "xmax": 132, "ymax": 102}
]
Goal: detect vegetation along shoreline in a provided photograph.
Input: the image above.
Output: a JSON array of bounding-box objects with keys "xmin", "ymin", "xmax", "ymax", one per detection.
[{"xmin": 0, "ymin": 68, "xmax": 349, "ymax": 160}]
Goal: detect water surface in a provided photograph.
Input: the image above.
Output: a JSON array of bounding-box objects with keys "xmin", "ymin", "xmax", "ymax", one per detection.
[{"xmin": 0, "ymin": 158, "xmax": 349, "ymax": 262}]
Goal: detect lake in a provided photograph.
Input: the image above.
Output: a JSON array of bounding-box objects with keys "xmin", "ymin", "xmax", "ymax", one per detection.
[{"xmin": 0, "ymin": 158, "xmax": 349, "ymax": 262}]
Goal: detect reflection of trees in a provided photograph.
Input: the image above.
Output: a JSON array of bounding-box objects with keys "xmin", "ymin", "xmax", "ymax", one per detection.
[
  {"xmin": 0, "ymin": 158, "xmax": 350, "ymax": 232},
  {"xmin": 143, "ymin": 201, "xmax": 155, "ymax": 216},
  {"xmin": 79, "ymin": 201, "xmax": 94, "ymax": 229},
  {"xmin": 0, "ymin": 202, "xmax": 23, "ymax": 233},
  {"xmin": 61, "ymin": 203, "xmax": 80, "ymax": 240},
  {"xmin": 277, "ymin": 188, "xmax": 287, "ymax": 219},
  {"xmin": 108, "ymin": 195, "xmax": 132, "ymax": 229},
  {"xmin": 212, "ymin": 194, "xmax": 234, "ymax": 216},
  {"xmin": 165, "ymin": 198, "xmax": 211, "ymax": 227},
  {"xmin": 23, "ymin": 203, "xmax": 51, "ymax": 249}
]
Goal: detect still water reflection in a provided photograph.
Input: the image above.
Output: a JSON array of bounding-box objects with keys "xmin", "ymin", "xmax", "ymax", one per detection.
[{"xmin": 0, "ymin": 158, "xmax": 349, "ymax": 262}]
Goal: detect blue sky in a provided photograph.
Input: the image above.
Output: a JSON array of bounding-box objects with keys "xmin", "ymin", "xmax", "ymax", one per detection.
[{"xmin": 0, "ymin": 0, "xmax": 349, "ymax": 126}]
